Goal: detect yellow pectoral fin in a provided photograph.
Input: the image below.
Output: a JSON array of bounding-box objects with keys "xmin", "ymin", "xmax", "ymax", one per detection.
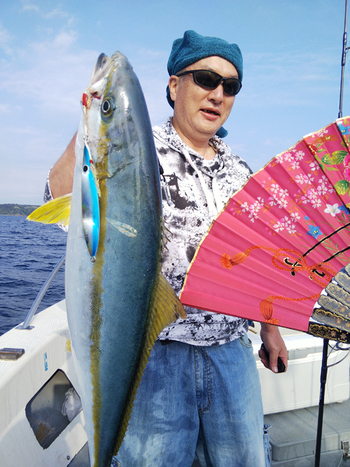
[
  {"xmin": 114, "ymin": 274, "xmax": 186, "ymax": 454},
  {"xmin": 27, "ymin": 193, "xmax": 72, "ymax": 227}
]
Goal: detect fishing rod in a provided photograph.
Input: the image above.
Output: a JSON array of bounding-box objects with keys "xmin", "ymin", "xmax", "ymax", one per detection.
[
  {"xmin": 339, "ymin": 0, "xmax": 350, "ymax": 118},
  {"xmin": 315, "ymin": 2, "xmax": 349, "ymax": 466}
]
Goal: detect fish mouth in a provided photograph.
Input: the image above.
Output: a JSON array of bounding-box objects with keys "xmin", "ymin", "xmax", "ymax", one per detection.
[
  {"xmin": 88, "ymin": 51, "xmax": 125, "ymax": 88},
  {"xmin": 88, "ymin": 55, "xmax": 114, "ymax": 87},
  {"xmin": 85, "ymin": 52, "xmax": 128, "ymax": 103},
  {"xmin": 93, "ymin": 53, "xmax": 109, "ymax": 76}
]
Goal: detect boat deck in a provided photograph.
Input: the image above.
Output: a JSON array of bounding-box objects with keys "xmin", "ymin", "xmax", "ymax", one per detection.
[{"xmin": 266, "ymin": 398, "xmax": 350, "ymax": 466}]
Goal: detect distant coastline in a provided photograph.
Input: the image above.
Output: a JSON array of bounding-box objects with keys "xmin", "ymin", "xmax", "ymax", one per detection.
[{"xmin": 0, "ymin": 204, "xmax": 40, "ymax": 216}]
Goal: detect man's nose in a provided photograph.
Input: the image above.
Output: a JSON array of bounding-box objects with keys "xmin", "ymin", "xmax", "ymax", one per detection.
[{"xmin": 208, "ymin": 82, "xmax": 225, "ymax": 102}]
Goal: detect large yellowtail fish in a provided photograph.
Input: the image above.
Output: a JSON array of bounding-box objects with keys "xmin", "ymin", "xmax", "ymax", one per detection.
[{"xmin": 29, "ymin": 52, "xmax": 185, "ymax": 466}]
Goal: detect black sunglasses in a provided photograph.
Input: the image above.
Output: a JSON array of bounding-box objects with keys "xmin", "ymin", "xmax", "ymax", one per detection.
[{"xmin": 176, "ymin": 69, "xmax": 242, "ymax": 96}]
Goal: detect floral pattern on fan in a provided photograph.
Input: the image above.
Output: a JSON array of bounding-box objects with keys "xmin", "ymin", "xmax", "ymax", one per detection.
[
  {"xmin": 180, "ymin": 117, "xmax": 350, "ymax": 342},
  {"xmin": 225, "ymin": 119, "xmax": 350, "ymax": 263}
]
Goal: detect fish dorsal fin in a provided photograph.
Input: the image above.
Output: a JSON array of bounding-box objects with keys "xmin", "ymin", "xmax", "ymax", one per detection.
[
  {"xmin": 27, "ymin": 193, "xmax": 72, "ymax": 226},
  {"xmin": 114, "ymin": 273, "xmax": 186, "ymax": 454}
]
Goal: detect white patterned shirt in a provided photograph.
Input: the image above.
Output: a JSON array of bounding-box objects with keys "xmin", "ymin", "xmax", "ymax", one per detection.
[{"xmin": 155, "ymin": 118, "xmax": 251, "ymax": 345}]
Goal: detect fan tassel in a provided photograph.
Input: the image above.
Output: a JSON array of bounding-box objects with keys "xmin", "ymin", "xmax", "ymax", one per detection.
[
  {"xmin": 260, "ymin": 296, "xmax": 280, "ymax": 324},
  {"xmin": 220, "ymin": 250, "xmax": 251, "ymax": 269},
  {"xmin": 260, "ymin": 296, "xmax": 274, "ymax": 320}
]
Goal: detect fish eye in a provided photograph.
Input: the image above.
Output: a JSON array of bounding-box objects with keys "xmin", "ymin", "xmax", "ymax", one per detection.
[
  {"xmin": 83, "ymin": 165, "xmax": 89, "ymax": 173},
  {"xmin": 101, "ymin": 97, "xmax": 114, "ymax": 118},
  {"xmin": 102, "ymin": 100, "xmax": 110, "ymax": 113}
]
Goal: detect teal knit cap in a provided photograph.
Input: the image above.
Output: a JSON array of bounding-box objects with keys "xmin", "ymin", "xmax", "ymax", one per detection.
[{"xmin": 166, "ymin": 30, "xmax": 243, "ymax": 138}]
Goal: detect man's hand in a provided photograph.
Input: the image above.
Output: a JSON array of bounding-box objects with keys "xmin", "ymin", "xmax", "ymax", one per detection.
[{"xmin": 259, "ymin": 323, "xmax": 288, "ymax": 373}]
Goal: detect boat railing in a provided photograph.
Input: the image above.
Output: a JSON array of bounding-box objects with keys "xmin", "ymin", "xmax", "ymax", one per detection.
[{"xmin": 19, "ymin": 254, "xmax": 66, "ymax": 330}]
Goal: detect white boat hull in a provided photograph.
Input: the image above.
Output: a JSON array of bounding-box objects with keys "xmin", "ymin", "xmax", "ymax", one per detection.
[{"xmin": 0, "ymin": 300, "xmax": 88, "ymax": 467}]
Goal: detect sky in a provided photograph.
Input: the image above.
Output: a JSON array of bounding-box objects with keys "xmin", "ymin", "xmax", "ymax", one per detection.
[{"xmin": 1, "ymin": 0, "xmax": 350, "ymax": 205}]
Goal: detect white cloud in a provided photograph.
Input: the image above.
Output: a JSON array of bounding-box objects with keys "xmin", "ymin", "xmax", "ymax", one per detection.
[
  {"xmin": 52, "ymin": 30, "xmax": 77, "ymax": 49},
  {"xmin": 240, "ymin": 48, "xmax": 340, "ymax": 109},
  {"xmin": 133, "ymin": 48, "xmax": 170, "ymax": 125},
  {"xmin": 0, "ymin": 23, "xmax": 13, "ymax": 54},
  {"xmin": 0, "ymin": 103, "xmax": 22, "ymax": 113},
  {"xmin": 0, "ymin": 28, "xmax": 172, "ymax": 204},
  {"xmin": 22, "ymin": 3, "xmax": 40, "ymax": 13},
  {"xmin": 22, "ymin": 3, "xmax": 70, "ymax": 20},
  {"xmin": 0, "ymin": 30, "xmax": 98, "ymax": 120},
  {"xmin": 0, "ymin": 27, "xmax": 101, "ymax": 204}
]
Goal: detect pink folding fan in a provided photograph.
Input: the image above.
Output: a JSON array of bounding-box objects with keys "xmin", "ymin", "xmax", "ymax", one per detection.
[{"xmin": 180, "ymin": 117, "xmax": 350, "ymax": 343}]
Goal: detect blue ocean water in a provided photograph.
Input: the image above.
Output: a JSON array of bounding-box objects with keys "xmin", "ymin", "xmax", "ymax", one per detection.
[{"xmin": 0, "ymin": 215, "xmax": 67, "ymax": 336}]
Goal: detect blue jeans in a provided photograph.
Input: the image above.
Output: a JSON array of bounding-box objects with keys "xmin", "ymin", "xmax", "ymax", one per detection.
[{"xmin": 115, "ymin": 335, "xmax": 266, "ymax": 467}]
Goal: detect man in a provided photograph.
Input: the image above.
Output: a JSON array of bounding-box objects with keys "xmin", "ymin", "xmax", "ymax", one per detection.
[{"xmin": 47, "ymin": 30, "xmax": 288, "ymax": 467}]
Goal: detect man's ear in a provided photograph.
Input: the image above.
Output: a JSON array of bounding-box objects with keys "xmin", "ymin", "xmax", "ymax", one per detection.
[{"xmin": 168, "ymin": 75, "xmax": 179, "ymax": 104}]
